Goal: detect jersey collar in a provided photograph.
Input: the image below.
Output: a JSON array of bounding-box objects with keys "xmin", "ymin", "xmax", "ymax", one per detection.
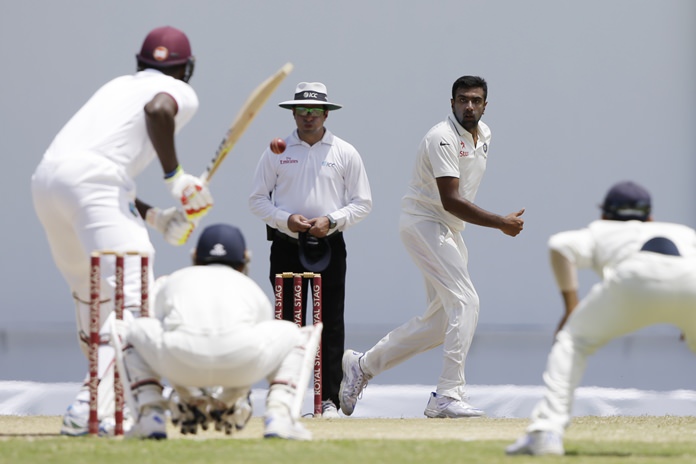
[{"xmin": 290, "ymin": 128, "xmax": 335, "ymax": 147}]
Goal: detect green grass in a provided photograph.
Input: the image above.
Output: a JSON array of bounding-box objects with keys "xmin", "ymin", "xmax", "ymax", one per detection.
[
  {"xmin": 3, "ymin": 439, "xmax": 696, "ymax": 464},
  {"xmin": 1, "ymin": 416, "xmax": 696, "ymax": 464}
]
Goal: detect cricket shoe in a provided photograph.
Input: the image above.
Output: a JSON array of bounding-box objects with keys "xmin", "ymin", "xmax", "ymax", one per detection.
[
  {"xmin": 126, "ymin": 406, "xmax": 167, "ymax": 440},
  {"xmin": 99, "ymin": 403, "xmax": 135, "ymax": 436},
  {"xmin": 423, "ymin": 392, "xmax": 484, "ymax": 418},
  {"xmin": 505, "ymin": 431, "xmax": 565, "ymax": 456},
  {"xmin": 60, "ymin": 400, "xmax": 91, "ymax": 436},
  {"xmin": 98, "ymin": 414, "xmax": 134, "ymax": 437},
  {"xmin": 263, "ymin": 413, "xmax": 312, "ymax": 440},
  {"xmin": 60, "ymin": 400, "xmax": 132, "ymax": 437},
  {"xmin": 339, "ymin": 350, "xmax": 370, "ymax": 416},
  {"xmin": 321, "ymin": 400, "xmax": 340, "ymax": 419}
]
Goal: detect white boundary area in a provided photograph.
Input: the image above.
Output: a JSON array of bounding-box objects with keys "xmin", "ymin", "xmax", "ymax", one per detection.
[{"xmin": 2, "ymin": 381, "xmax": 696, "ymax": 419}]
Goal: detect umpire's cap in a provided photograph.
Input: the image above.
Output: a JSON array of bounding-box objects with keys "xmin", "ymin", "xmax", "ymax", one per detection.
[
  {"xmin": 298, "ymin": 232, "xmax": 332, "ymax": 272},
  {"xmin": 601, "ymin": 181, "xmax": 651, "ymax": 221},
  {"xmin": 195, "ymin": 223, "xmax": 246, "ymax": 267},
  {"xmin": 279, "ymin": 82, "xmax": 343, "ymax": 110}
]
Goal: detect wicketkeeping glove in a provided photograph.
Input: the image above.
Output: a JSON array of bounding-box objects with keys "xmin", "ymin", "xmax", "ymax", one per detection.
[
  {"xmin": 209, "ymin": 392, "xmax": 253, "ymax": 435},
  {"xmin": 164, "ymin": 166, "xmax": 213, "ymax": 221},
  {"xmin": 168, "ymin": 390, "xmax": 211, "ymax": 435},
  {"xmin": 145, "ymin": 207, "xmax": 195, "ymax": 246}
]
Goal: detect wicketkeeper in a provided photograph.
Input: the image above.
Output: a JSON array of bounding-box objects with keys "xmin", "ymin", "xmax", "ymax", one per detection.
[{"xmin": 115, "ymin": 223, "xmax": 321, "ymax": 440}]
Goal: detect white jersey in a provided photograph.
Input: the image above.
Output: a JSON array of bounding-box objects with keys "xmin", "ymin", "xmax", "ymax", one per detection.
[
  {"xmin": 126, "ymin": 262, "xmax": 307, "ymax": 393},
  {"xmin": 152, "ymin": 264, "xmax": 273, "ymax": 334},
  {"xmin": 363, "ymin": 114, "xmax": 491, "ymax": 401},
  {"xmin": 548, "ymin": 219, "xmax": 696, "ymax": 279},
  {"xmin": 529, "ymin": 219, "xmax": 696, "ymax": 436},
  {"xmin": 42, "ymin": 69, "xmax": 198, "ymax": 180},
  {"xmin": 401, "ymin": 114, "xmax": 491, "ymax": 232},
  {"xmin": 248, "ymin": 129, "xmax": 372, "ymax": 237}
]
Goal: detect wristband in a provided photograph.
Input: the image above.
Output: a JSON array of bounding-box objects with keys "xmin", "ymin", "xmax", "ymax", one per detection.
[{"xmin": 164, "ymin": 165, "xmax": 182, "ymax": 180}]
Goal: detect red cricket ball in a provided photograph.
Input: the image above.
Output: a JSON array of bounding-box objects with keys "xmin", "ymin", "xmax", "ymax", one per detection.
[{"xmin": 270, "ymin": 137, "xmax": 286, "ymax": 154}]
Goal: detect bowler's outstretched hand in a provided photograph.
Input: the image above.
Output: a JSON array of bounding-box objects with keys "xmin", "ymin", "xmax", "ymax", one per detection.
[{"xmin": 501, "ymin": 208, "xmax": 525, "ymax": 237}]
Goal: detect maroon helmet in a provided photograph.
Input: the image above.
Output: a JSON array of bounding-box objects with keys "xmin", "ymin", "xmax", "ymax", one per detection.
[{"xmin": 136, "ymin": 26, "xmax": 195, "ymax": 82}]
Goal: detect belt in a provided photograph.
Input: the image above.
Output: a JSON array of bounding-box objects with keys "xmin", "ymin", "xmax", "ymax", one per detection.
[
  {"xmin": 267, "ymin": 226, "xmax": 342, "ymax": 245},
  {"xmin": 273, "ymin": 229, "xmax": 299, "ymax": 245}
]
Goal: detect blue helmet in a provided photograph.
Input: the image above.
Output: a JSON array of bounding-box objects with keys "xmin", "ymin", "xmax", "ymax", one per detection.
[
  {"xmin": 195, "ymin": 224, "xmax": 246, "ymax": 267},
  {"xmin": 601, "ymin": 181, "xmax": 651, "ymax": 221}
]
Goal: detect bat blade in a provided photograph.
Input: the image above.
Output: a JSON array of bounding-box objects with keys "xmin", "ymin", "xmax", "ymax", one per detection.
[{"xmin": 201, "ymin": 62, "xmax": 294, "ymax": 183}]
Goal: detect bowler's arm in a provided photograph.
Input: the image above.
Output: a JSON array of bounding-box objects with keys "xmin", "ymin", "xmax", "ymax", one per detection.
[{"xmin": 436, "ymin": 176, "xmax": 524, "ymax": 237}]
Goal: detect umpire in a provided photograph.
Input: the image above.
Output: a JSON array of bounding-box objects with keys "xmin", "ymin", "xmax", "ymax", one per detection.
[{"xmin": 249, "ymin": 82, "xmax": 372, "ymax": 417}]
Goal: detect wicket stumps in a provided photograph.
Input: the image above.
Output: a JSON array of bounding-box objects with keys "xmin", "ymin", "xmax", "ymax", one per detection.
[
  {"xmin": 274, "ymin": 272, "xmax": 323, "ymax": 417},
  {"xmin": 89, "ymin": 251, "xmax": 149, "ymax": 436}
]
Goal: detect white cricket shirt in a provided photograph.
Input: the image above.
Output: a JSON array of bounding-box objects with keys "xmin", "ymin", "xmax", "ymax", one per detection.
[
  {"xmin": 402, "ymin": 114, "xmax": 491, "ymax": 232},
  {"xmin": 549, "ymin": 219, "xmax": 696, "ymax": 279},
  {"xmin": 42, "ymin": 69, "xmax": 198, "ymax": 180},
  {"xmin": 249, "ymin": 129, "xmax": 372, "ymax": 238},
  {"xmin": 152, "ymin": 264, "xmax": 273, "ymax": 334}
]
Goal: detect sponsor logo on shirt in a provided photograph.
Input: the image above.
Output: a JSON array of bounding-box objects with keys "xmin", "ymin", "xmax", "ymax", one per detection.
[
  {"xmin": 459, "ymin": 141, "xmax": 469, "ymax": 157},
  {"xmin": 322, "ymin": 161, "xmax": 337, "ymax": 168},
  {"xmin": 483, "ymin": 143, "xmax": 488, "ymax": 154},
  {"xmin": 280, "ymin": 157, "xmax": 299, "ymax": 165}
]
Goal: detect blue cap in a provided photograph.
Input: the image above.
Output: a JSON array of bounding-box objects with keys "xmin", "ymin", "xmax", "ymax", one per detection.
[
  {"xmin": 601, "ymin": 181, "xmax": 651, "ymax": 221},
  {"xmin": 195, "ymin": 224, "xmax": 246, "ymax": 266}
]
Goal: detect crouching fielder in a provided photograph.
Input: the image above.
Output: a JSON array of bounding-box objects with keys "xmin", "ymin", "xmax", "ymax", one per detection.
[
  {"xmin": 506, "ymin": 181, "xmax": 696, "ymax": 456},
  {"xmin": 115, "ymin": 223, "xmax": 320, "ymax": 440}
]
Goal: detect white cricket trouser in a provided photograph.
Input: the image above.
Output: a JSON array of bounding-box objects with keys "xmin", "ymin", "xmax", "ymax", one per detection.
[
  {"xmin": 529, "ymin": 252, "xmax": 696, "ymax": 435},
  {"xmin": 31, "ymin": 156, "xmax": 154, "ymax": 343},
  {"xmin": 127, "ymin": 318, "xmax": 303, "ymax": 388},
  {"xmin": 362, "ymin": 215, "xmax": 479, "ymax": 400}
]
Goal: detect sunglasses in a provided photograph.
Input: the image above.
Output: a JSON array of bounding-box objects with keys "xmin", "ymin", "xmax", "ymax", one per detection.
[{"xmin": 294, "ymin": 107, "xmax": 326, "ymax": 117}]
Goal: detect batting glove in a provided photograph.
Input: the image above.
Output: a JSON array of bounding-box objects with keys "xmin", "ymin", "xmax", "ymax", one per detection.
[
  {"xmin": 145, "ymin": 207, "xmax": 195, "ymax": 246},
  {"xmin": 164, "ymin": 166, "xmax": 213, "ymax": 221}
]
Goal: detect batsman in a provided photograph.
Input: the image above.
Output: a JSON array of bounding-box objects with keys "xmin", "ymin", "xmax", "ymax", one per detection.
[{"xmin": 31, "ymin": 26, "xmax": 213, "ymax": 435}]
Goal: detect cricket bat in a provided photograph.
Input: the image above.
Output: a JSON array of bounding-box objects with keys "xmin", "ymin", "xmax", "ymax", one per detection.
[{"xmin": 200, "ymin": 62, "xmax": 294, "ymax": 183}]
